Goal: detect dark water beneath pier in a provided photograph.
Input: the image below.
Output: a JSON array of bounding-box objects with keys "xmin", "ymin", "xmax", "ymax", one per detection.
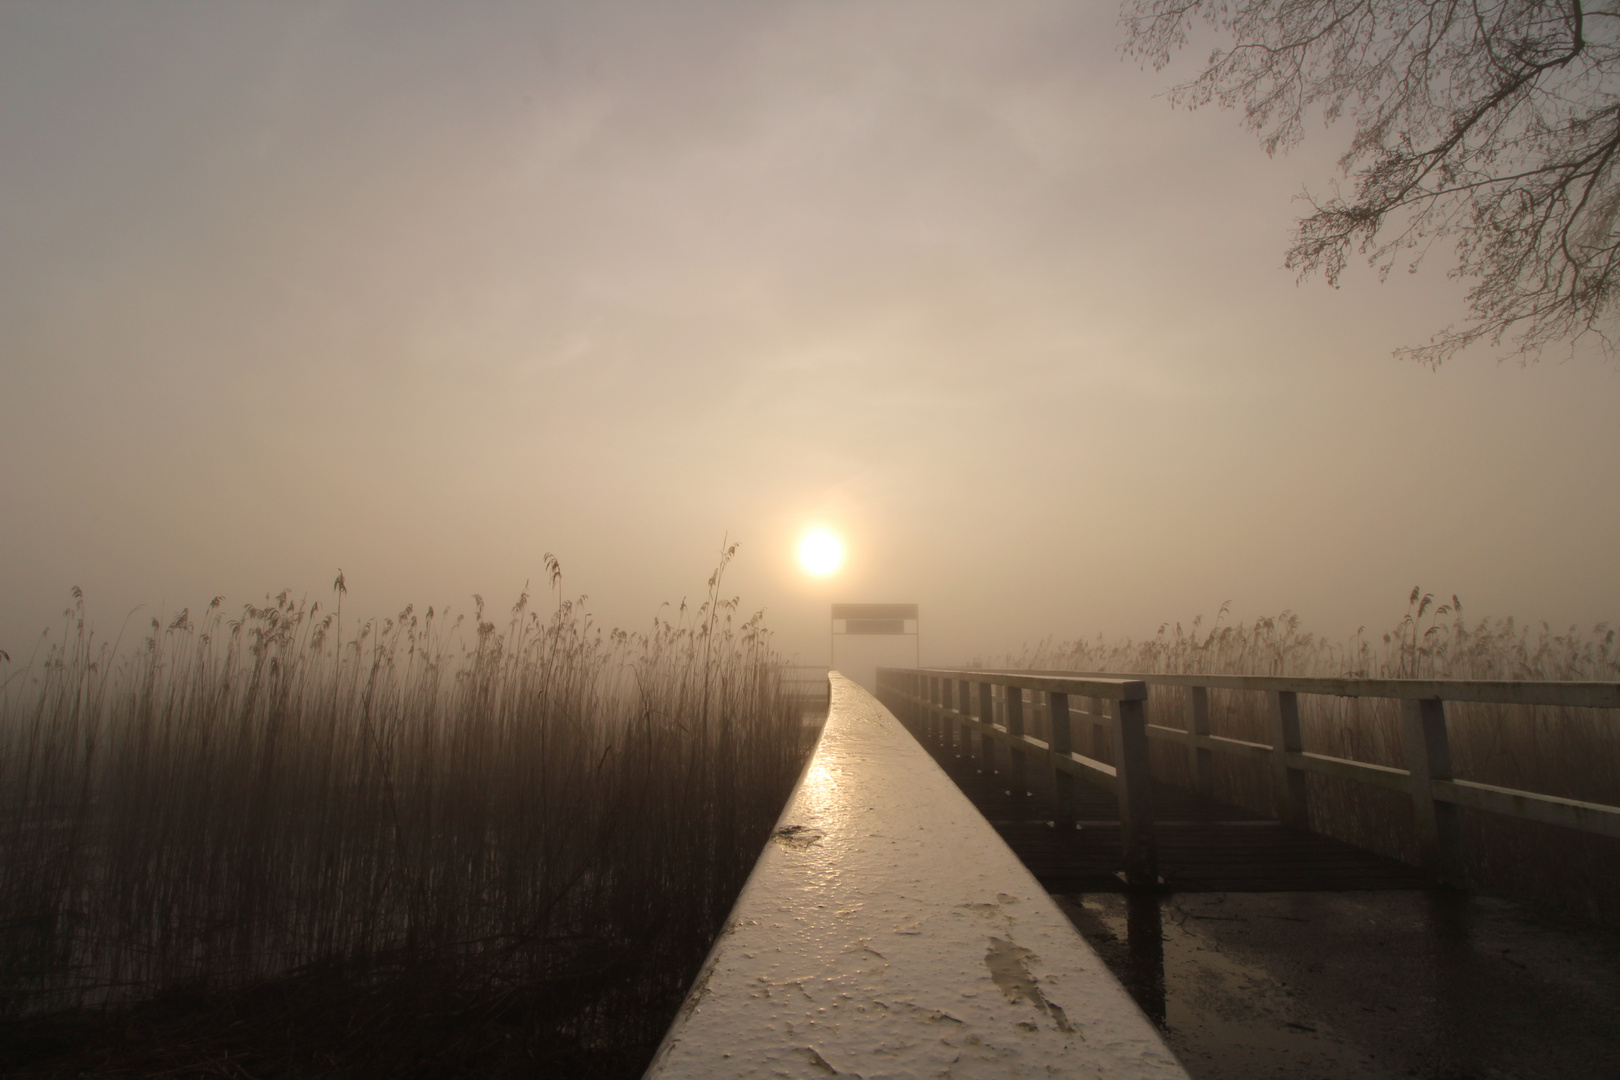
[{"xmin": 1057, "ymin": 890, "xmax": 1620, "ymax": 1080}]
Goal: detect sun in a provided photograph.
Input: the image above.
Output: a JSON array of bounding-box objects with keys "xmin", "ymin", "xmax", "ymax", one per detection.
[{"xmin": 797, "ymin": 528, "xmax": 843, "ymax": 576}]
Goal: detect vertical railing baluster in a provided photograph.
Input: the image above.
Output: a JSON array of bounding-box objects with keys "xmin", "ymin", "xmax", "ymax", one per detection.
[
  {"xmin": 926, "ymin": 675, "xmax": 937, "ymax": 745},
  {"xmin": 919, "ymin": 672, "xmax": 929, "ymax": 742},
  {"xmin": 1403, "ymin": 697, "xmax": 1463, "ymax": 885},
  {"xmin": 1188, "ymin": 685, "xmax": 1212, "ymax": 796},
  {"xmin": 1006, "ymin": 684, "xmax": 1026, "ymax": 792},
  {"xmin": 1092, "ymin": 698, "xmax": 1111, "ymax": 762},
  {"xmin": 978, "ymin": 682, "xmax": 996, "ymax": 771},
  {"xmin": 1114, "ymin": 692, "xmax": 1157, "ymax": 885},
  {"xmin": 1048, "ymin": 690, "xmax": 1074, "ymax": 825},
  {"xmin": 957, "ymin": 679, "xmax": 970, "ymax": 759},
  {"xmin": 933, "ymin": 680, "xmax": 946, "ymax": 748},
  {"xmin": 1267, "ymin": 690, "xmax": 1309, "ymax": 827}
]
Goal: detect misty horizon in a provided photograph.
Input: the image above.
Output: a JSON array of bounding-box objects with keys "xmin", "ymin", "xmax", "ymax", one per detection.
[{"xmin": 4, "ymin": 1, "xmax": 1617, "ymax": 672}]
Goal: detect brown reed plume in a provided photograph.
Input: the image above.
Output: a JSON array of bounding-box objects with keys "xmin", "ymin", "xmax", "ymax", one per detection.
[{"xmin": 0, "ymin": 555, "xmax": 812, "ymax": 1078}]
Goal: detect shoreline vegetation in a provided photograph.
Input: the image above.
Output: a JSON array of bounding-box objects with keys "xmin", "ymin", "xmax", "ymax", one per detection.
[
  {"xmin": 0, "ymin": 552, "xmax": 813, "ymax": 1079},
  {"xmin": 4, "ymin": 581, "xmax": 1616, "ymax": 1076},
  {"xmin": 984, "ymin": 590, "xmax": 1620, "ymax": 925}
]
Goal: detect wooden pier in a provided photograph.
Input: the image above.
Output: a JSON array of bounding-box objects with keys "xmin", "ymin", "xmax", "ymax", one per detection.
[
  {"xmin": 650, "ymin": 669, "xmax": 1620, "ymax": 1078},
  {"xmin": 645, "ymin": 673, "xmax": 1189, "ymax": 1079}
]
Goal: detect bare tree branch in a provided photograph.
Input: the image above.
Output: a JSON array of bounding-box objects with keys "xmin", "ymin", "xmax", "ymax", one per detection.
[{"xmin": 1123, "ymin": 0, "xmax": 1620, "ymax": 364}]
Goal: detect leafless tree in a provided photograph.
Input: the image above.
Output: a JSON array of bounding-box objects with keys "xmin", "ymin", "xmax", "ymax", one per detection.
[{"xmin": 1124, "ymin": 0, "xmax": 1620, "ymax": 364}]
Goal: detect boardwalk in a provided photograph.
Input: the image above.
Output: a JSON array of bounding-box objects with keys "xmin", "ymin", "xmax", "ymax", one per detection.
[
  {"xmin": 646, "ymin": 673, "xmax": 1189, "ymax": 1079},
  {"xmin": 871, "ymin": 667, "xmax": 1620, "ymax": 1079},
  {"xmin": 648, "ymin": 671, "xmax": 1620, "ymax": 1079}
]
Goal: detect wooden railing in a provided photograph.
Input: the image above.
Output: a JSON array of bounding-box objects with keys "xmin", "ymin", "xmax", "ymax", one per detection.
[
  {"xmin": 875, "ymin": 667, "xmax": 1620, "ymax": 888},
  {"xmin": 875, "ymin": 668, "xmax": 1160, "ymax": 884}
]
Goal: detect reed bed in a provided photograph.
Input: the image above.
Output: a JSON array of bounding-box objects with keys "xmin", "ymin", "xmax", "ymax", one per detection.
[
  {"xmin": 0, "ymin": 553, "xmax": 812, "ymax": 1078},
  {"xmin": 990, "ymin": 590, "xmax": 1620, "ymax": 923}
]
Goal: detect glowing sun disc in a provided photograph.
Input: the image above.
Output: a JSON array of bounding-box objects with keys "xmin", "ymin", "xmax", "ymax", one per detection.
[{"xmin": 798, "ymin": 529, "xmax": 843, "ymax": 576}]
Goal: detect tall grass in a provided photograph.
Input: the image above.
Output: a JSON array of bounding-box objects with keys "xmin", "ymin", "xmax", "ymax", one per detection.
[
  {"xmin": 989, "ymin": 590, "xmax": 1620, "ymax": 923},
  {"xmin": 0, "ymin": 552, "xmax": 811, "ymax": 1077}
]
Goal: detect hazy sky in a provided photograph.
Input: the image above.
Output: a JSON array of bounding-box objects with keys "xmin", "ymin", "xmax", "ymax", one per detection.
[{"xmin": 3, "ymin": 0, "xmax": 1617, "ymax": 670}]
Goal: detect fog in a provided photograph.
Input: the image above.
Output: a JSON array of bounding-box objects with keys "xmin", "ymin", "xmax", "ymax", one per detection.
[{"xmin": 3, "ymin": 0, "xmax": 1617, "ymax": 671}]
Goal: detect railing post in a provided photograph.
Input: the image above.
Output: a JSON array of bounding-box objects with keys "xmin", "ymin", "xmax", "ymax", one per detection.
[
  {"xmin": 939, "ymin": 676, "xmax": 953, "ymax": 752},
  {"xmin": 1114, "ymin": 695, "xmax": 1157, "ymax": 885},
  {"xmin": 1047, "ymin": 690, "xmax": 1074, "ymax": 824},
  {"xmin": 1267, "ymin": 691, "xmax": 1309, "ymax": 827},
  {"xmin": 956, "ymin": 679, "xmax": 970, "ymax": 758},
  {"xmin": 1403, "ymin": 697, "xmax": 1463, "ymax": 886},
  {"xmin": 914, "ymin": 673, "xmax": 924, "ymax": 738},
  {"xmin": 1187, "ymin": 685, "xmax": 1213, "ymax": 796},
  {"xmin": 1092, "ymin": 698, "xmax": 1110, "ymax": 762},
  {"xmin": 933, "ymin": 680, "xmax": 946, "ymax": 748},
  {"xmin": 1005, "ymin": 684, "xmax": 1026, "ymax": 791},
  {"xmin": 978, "ymin": 682, "xmax": 996, "ymax": 769}
]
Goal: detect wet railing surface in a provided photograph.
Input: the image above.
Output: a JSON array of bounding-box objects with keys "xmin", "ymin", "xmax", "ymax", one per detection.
[
  {"xmin": 875, "ymin": 667, "xmax": 1620, "ymax": 886},
  {"xmin": 644, "ymin": 672, "xmax": 1187, "ymax": 1079}
]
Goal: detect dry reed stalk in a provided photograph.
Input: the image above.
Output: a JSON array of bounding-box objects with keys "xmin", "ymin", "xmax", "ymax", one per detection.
[{"xmin": 0, "ymin": 559, "xmax": 813, "ymax": 1078}]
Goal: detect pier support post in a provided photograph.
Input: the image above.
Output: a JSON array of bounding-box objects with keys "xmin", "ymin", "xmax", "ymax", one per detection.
[
  {"xmin": 978, "ymin": 682, "xmax": 996, "ymax": 770},
  {"xmin": 1005, "ymin": 685, "xmax": 1026, "ymax": 791},
  {"xmin": 1403, "ymin": 698, "xmax": 1464, "ymax": 886},
  {"xmin": 1187, "ymin": 685, "xmax": 1213, "ymax": 796},
  {"xmin": 957, "ymin": 679, "xmax": 971, "ymax": 758},
  {"xmin": 1114, "ymin": 696, "xmax": 1158, "ymax": 886},
  {"xmin": 933, "ymin": 680, "xmax": 946, "ymax": 748},
  {"xmin": 1092, "ymin": 699, "xmax": 1111, "ymax": 762},
  {"xmin": 1048, "ymin": 690, "xmax": 1075, "ymax": 824},
  {"xmin": 1268, "ymin": 691, "xmax": 1310, "ymax": 828}
]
